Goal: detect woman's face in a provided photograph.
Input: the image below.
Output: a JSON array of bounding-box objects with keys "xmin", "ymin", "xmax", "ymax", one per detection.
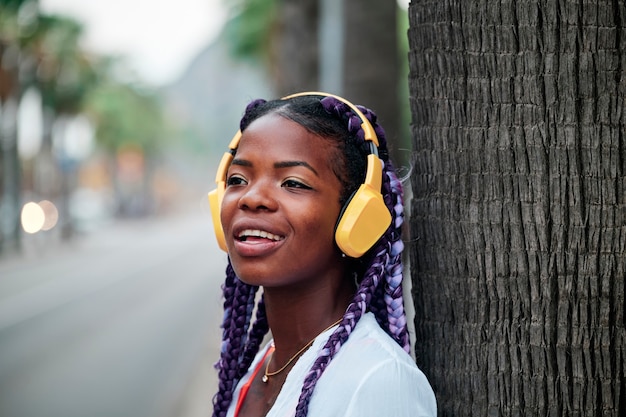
[{"xmin": 220, "ymin": 113, "xmax": 345, "ymax": 289}]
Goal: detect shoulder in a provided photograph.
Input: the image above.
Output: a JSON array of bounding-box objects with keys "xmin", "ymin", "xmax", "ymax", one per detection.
[{"xmin": 308, "ymin": 313, "xmax": 437, "ymax": 417}]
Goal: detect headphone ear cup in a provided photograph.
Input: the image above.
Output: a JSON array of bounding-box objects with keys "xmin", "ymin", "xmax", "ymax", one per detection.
[
  {"xmin": 208, "ymin": 183, "xmax": 227, "ymax": 251},
  {"xmin": 209, "ymin": 148, "xmax": 236, "ymax": 252},
  {"xmin": 335, "ymin": 183, "xmax": 391, "ymax": 258}
]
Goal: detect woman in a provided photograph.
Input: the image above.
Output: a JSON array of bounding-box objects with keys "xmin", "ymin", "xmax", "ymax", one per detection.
[{"xmin": 208, "ymin": 92, "xmax": 436, "ymax": 417}]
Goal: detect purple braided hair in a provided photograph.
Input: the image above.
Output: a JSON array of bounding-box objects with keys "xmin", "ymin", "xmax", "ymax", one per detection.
[
  {"xmin": 211, "ymin": 95, "xmax": 409, "ymax": 417},
  {"xmin": 292, "ymin": 99, "xmax": 409, "ymax": 417},
  {"xmin": 212, "ymin": 264, "xmax": 266, "ymax": 417}
]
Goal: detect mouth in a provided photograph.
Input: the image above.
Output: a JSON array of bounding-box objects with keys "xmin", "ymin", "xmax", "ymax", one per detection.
[{"xmin": 237, "ymin": 229, "xmax": 285, "ymax": 243}]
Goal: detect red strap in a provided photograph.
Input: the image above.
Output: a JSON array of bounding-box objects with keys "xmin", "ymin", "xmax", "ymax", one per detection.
[{"xmin": 234, "ymin": 345, "xmax": 275, "ymax": 417}]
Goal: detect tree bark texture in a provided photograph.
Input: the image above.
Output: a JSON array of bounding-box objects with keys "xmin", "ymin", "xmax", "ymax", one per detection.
[{"xmin": 408, "ymin": 1, "xmax": 625, "ymax": 416}]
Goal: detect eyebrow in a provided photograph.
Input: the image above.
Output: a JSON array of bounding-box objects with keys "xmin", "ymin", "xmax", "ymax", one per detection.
[
  {"xmin": 231, "ymin": 159, "xmax": 319, "ymax": 176},
  {"xmin": 231, "ymin": 159, "xmax": 252, "ymax": 167},
  {"xmin": 274, "ymin": 161, "xmax": 319, "ymax": 176}
]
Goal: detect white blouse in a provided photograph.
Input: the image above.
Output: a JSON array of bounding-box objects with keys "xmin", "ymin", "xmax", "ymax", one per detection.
[{"xmin": 226, "ymin": 312, "xmax": 437, "ymax": 417}]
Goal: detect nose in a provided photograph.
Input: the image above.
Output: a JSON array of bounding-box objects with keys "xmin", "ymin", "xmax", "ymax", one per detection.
[{"xmin": 238, "ymin": 179, "xmax": 278, "ymax": 211}]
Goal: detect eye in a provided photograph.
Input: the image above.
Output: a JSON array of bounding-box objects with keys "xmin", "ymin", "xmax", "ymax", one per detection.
[
  {"xmin": 282, "ymin": 179, "xmax": 312, "ymax": 190},
  {"xmin": 226, "ymin": 175, "xmax": 247, "ymax": 186}
]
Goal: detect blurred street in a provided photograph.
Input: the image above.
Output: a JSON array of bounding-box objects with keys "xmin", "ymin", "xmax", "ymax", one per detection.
[{"xmin": 0, "ymin": 203, "xmax": 227, "ymax": 417}]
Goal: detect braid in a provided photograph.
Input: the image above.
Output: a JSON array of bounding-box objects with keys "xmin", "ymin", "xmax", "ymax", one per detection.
[
  {"xmin": 238, "ymin": 294, "xmax": 269, "ymax": 376},
  {"xmin": 212, "ymin": 264, "xmax": 263, "ymax": 417},
  {"xmin": 212, "ymin": 264, "xmax": 238, "ymax": 417},
  {"xmin": 352, "ymin": 103, "xmax": 409, "ymax": 350},
  {"xmin": 293, "ymin": 99, "xmax": 410, "ymax": 417},
  {"xmin": 369, "ymin": 274, "xmax": 389, "ymax": 327},
  {"xmin": 382, "ymin": 162, "xmax": 410, "ymax": 352},
  {"xmin": 216, "ymin": 263, "xmax": 237, "ymax": 366}
]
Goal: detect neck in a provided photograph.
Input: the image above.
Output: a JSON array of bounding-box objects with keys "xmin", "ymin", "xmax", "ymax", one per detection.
[{"xmin": 263, "ymin": 280, "xmax": 353, "ymax": 362}]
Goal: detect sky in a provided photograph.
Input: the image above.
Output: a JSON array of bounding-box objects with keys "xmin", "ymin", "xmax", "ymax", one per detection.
[{"xmin": 39, "ymin": 0, "xmax": 229, "ymax": 86}]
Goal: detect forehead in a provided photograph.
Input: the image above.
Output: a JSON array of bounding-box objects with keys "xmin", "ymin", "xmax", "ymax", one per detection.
[{"xmin": 236, "ymin": 113, "xmax": 340, "ymax": 168}]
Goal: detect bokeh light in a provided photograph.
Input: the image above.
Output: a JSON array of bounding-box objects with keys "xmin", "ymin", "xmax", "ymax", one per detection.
[
  {"xmin": 39, "ymin": 200, "xmax": 59, "ymax": 231},
  {"xmin": 21, "ymin": 202, "xmax": 46, "ymax": 234}
]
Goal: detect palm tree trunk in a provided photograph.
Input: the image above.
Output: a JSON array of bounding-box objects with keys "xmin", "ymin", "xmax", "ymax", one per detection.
[
  {"xmin": 0, "ymin": 42, "xmax": 23, "ymax": 254},
  {"xmin": 271, "ymin": 0, "xmax": 405, "ymax": 165},
  {"xmin": 343, "ymin": 0, "xmax": 403, "ymax": 164},
  {"xmin": 408, "ymin": 0, "xmax": 625, "ymax": 415},
  {"xmin": 271, "ymin": 0, "xmax": 320, "ymax": 95}
]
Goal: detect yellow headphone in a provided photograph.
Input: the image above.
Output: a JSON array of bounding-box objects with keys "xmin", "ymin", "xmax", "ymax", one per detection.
[{"xmin": 207, "ymin": 91, "xmax": 391, "ymax": 258}]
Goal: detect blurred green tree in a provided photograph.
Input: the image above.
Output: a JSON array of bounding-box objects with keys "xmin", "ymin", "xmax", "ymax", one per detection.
[
  {"xmin": 1, "ymin": 1, "xmax": 168, "ymax": 248},
  {"xmin": 1, "ymin": 1, "xmax": 98, "ymax": 244},
  {"xmin": 27, "ymin": 14, "xmax": 97, "ymax": 114},
  {"xmin": 85, "ymin": 64, "xmax": 167, "ymax": 216},
  {"xmin": 18, "ymin": 11, "xmax": 98, "ymax": 238},
  {"xmin": 223, "ymin": 0, "xmax": 278, "ymax": 61},
  {"xmin": 1, "ymin": 0, "xmax": 38, "ymax": 252},
  {"xmin": 87, "ymin": 73, "xmax": 164, "ymax": 154}
]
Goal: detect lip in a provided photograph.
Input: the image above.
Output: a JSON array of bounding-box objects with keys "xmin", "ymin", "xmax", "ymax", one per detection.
[{"xmin": 230, "ymin": 221, "xmax": 286, "ymax": 257}]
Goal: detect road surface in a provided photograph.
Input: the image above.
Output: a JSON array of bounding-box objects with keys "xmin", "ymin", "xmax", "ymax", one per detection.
[{"xmin": 0, "ymin": 206, "xmax": 227, "ymax": 417}]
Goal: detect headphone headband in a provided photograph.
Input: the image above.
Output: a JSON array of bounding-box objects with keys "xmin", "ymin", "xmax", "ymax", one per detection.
[{"xmin": 283, "ymin": 92, "xmax": 380, "ymax": 147}]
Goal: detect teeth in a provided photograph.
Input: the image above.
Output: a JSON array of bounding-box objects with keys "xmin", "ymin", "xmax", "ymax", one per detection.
[{"xmin": 238, "ymin": 229, "xmax": 283, "ymax": 241}]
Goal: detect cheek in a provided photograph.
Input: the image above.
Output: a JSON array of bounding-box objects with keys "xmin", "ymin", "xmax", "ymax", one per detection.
[
  {"xmin": 219, "ymin": 194, "xmax": 237, "ymax": 230},
  {"xmin": 305, "ymin": 207, "xmax": 340, "ymax": 243}
]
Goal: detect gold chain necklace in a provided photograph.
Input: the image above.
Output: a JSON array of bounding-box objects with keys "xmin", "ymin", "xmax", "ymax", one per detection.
[{"xmin": 262, "ymin": 318, "xmax": 343, "ymax": 383}]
